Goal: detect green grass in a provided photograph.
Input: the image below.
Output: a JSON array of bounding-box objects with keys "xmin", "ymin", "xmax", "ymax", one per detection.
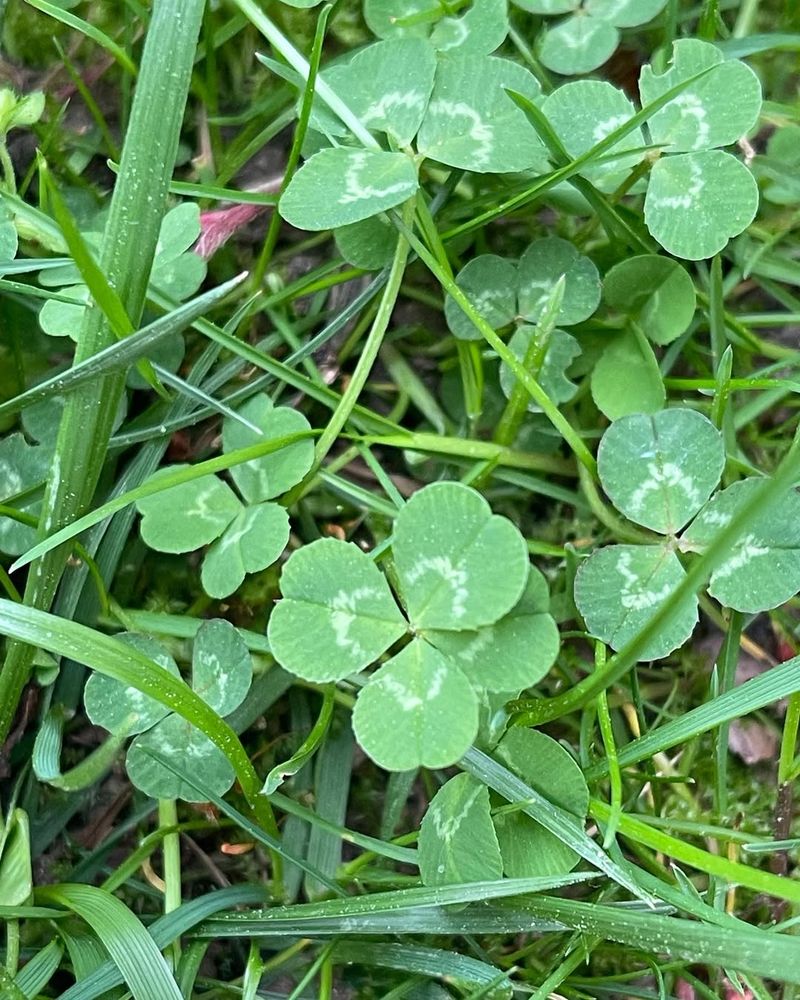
[{"xmin": 1, "ymin": 0, "xmax": 800, "ymax": 997}]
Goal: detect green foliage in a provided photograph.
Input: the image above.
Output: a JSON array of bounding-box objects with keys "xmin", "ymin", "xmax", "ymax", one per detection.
[
  {"xmin": 135, "ymin": 393, "xmax": 313, "ymax": 598},
  {"xmin": 85, "ymin": 620, "xmax": 252, "ymax": 801},
  {"xmin": 516, "ymin": 0, "xmax": 668, "ymax": 75},
  {"xmin": 269, "ymin": 482, "xmax": 558, "ymax": 770},
  {"xmin": 2, "ymin": 1, "xmax": 800, "ymax": 994},
  {"xmin": 37, "ymin": 203, "xmax": 206, "ymax": 339},
  {"xmin": 418, "ymin": 729, "xmax": 589, "ymax": 885},
  {"xmin": 575, "ymin": 408, "xmax": 800, "ymax": 657}
]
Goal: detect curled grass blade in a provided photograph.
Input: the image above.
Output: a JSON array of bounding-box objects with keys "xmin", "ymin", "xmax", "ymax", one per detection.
[
  {"xmin": 35, "ymin": 883, "xmax": 182, "ymax": 1000},
  {"xmin": 57, "ymin": 887, "xmax": 267, "ymax": 1000}
]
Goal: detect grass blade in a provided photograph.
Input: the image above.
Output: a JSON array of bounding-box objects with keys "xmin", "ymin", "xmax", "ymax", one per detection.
[
  {"xmin": 36, "ymin": 884, "xmax": 182, "ymax": 1000},
  {"xmin": 0, "ymin": 0, "xmax": 207, "ymax": 744}
]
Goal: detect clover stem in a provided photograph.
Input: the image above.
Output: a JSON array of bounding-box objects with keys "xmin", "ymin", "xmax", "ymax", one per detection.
[
  {"xmin": 158, "ymin": 798, "xmax": 182, "ymax": 966},
  {"xmin": 284, "ymin": 199, "xmax": 414, "ymax": 504}
]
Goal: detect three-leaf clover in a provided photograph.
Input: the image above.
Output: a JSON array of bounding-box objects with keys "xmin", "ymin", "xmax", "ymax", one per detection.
[
  {"xmin": 37, "ymin": 203, "xmax": 207, "ymax": 339},
  {"xmin": 135, "ymin": 393, "xmax": 314, "ymax": 598},
  {"xmin": 516, "ymin": 0, "xmax": 668, "ymax": 76},
  {"xmin": 543, "ymin": 40, "xmax": 762, "ymax": 260},
  {"xmin": 84, "ymin": 622, "xmax": 251, "ymax": 801},
  {"xmin": 268, "ymin": 481, "xmax": 559, "ymax": 771},
  {"xmin": 418, "ymin": 728, "xmax": 589, "ymax": 885},
  {"xmin": 279, "ymin": 38, "xmax": 547, "ymax": 232},
  {"xmin": 574, "ymin": 408, "xmax": 800, "ymax": 660}
]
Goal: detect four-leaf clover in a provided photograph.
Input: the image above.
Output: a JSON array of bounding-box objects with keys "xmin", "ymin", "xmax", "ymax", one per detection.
[
  {"xmin": 268, "ymin": 481, "xmax": 559, "ymax": 771},
  {"xmin": 135, "ymin": 393, "xmax": 314, "ymax": 598}
]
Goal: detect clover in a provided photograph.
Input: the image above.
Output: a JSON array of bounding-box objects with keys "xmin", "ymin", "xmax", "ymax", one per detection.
[
  {"xmin": 268, "ymin": 481, "xmax": 559, "ymax": 771},
  {"xmin": 135, "ymin": 393, "xmax": 314, "ymax": 598},
  {"xmin": 516, "ymin": 0, "xmax": 668, "ymax": 76},
  {"xmin": 417, "ymin": 728, "xmax": 589, "ymax": 885},
  {"xmin": 37, "ymin": 202, "xmax": 207, "ymax": 340},
  {"xmin": 0, "ymin": 431, "xmax": 50, "ymax": 556},
  {"xmin": 544, "ymin": 39, "xmax": 763, "ymax": 259},
  {"xmin": 591, "ymin": 253, "xmax": 697, "ymax": 420},
  {"xmin": 279, "ymin": 32, "xmax": 548, "ymax": 232},
  {"xmin": 84, "ymin": 621, "xmax": 251, "ymax": 801},
  {"xmin": 364, "ymin": 0, "xmax": 509, "ymax": 56},
  {"xmin": 574, "ymin": 408, "xmax": 800, "ymax": 661},
  {"xmin": 442, "ymin": 237, "xmax": 599, "ymax": 409}
]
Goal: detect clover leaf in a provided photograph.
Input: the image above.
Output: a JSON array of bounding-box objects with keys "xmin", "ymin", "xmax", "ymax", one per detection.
[
  {"xmin": 417, "ymin": 728, "xmax": 589, "ymax": 886},
  {"xmin": 0, "ymin": 432, "xmax": 50, "ymax": 556},
  {"xmin": 38, "ymin": 203, "xmax": 206, "ymax": 339},
  {"xmin": 543, "ymin": 80, "xmax": 645, "ymax": 192},
  {"xmin": 590, "ymin": 328, "xmax": 666, "ymax": 421},
  {"xmin": 446, "ymin": 237, "xmax": 599, "ymax": 343},
  {"xmin": 418, "ymin": 772, "xmax": 502, "ymax": 885},
  {"xmin": 575, "ymin": 543, "xmax": 699, "ymax": 660},
  {"xmin": 597, "ymin": 409, "xmax": 725, "ymax": 535},
  {"xmin": 681, "ymin": 479, "xmax": 800, "ymax": 613},
  {"xmin": 84, "ymin": 633, "xmax": 182, "ymax": 735},
  {"xmin": 518, "ymin": 0, "xmax": 668, "ymax": 76},
  {"xmin": 352, "ymin": 638, "xmax": 479, "ymax": 770},
  {"xmin": 280, "ymin": 43, "xmax": 547, "ymax": 232},
  {"xmin": 603, "ymin": 255, "xmax": 696, "ymax": 346},
  {"xmin": 135, "ymin": 393, "xmax": 313, "ymax": 599},
  {"xmin": 416, "ymin": 54, "xmax": 547, "ymax": 174},
  {"xmin": 279, "ymin": 149, "xmax": 419, "ymax": 232},
  {"xmin": 593, "ymin": 254, "xmax": 697, "ymax": 420},
  {"xmin": 268, "ymin": 481, "xmax": 559, "ymax": 770},
  {"xmin": 364, "ymin": 0, "xmax": 509, "ymax": 56},
  {"xmin": 640, "ymin": 40, "xmax": 762, "ymax": 259},
  {"xmin": 266, "ymin": 538, "xmax": 408, "ymax": 682},
  {"xmin": 574, "ymin": 408, "xmax": 800, "ymax": 659},
  {"xmin": 427, "ymin": 568, "xmax": 560, "ymax": 692},
  {"xmin": 85, "ymin": 621, "xmax": 252, "ymax": 802}
]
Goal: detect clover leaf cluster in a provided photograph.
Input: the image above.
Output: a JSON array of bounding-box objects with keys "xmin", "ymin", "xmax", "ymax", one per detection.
[
  {"xmin": 280, "ymin": 34, "xmax": 761, "ymax": 263},
  {"xmin": 519, "ymin": 0, "xmax": 669, "ymax": 76},
  {"xmin": 135, "ymin": 393, "xmax": 314, "ymax": 598},
  {"xmin": 575, "ymin": 408, "xmax": 800, "ymax": 660},
  {"xmin": 268, "ymin": 481, "xmax": 559, "ymax": 771},
  {"xmin": 37, "ymin": 203, "xmax": 207, "ymax": 343},
  {"xmin": 84, "ymin": 620, "xmax": 252, "ymax": 801},
  {"xmin": 418, "ymin": 728, "xmax": 588, "ymax": 885},
  {"xmin": 545, "ymin": 40, "xmax": 762, "ymax": 259}
]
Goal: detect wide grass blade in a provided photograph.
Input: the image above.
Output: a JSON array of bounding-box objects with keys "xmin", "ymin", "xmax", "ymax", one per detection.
[{"xmin": 36, "ymin": 883, "xmax": 183, "ymax": 1000}]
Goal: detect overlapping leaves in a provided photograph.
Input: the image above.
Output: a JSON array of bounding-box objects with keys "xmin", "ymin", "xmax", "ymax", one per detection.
[
  {"xmin": 517, "ymin": 0, "xmax": 669, "ymax": 76},
  {"xmin": 84, "ymin": 620, "xmax": 252, "ymax": 801},
  {"xmin": 418, "ymin": 728, "xmax": 589, "ymax": 885},
  {"xmin": 575, "ymin": 408, "xmax": 800, "ymax": 660},
  {"xmin": 543, "ymin": 39, "xmax": 762, "ymax": 259},
  {"xmin": 268, "ymin": 482, "xmax": 559, "ymax": 770},
  {"xmin": 280, "ymin": 37, "xmax": 546, "ymax": 231},
  {"xmin": 37, "ymin": 203, "xmax": 206, "ymax": 339},
  {"xmin": 135, "ymin": 393, "xmax": 314, "ymax": 598}
]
